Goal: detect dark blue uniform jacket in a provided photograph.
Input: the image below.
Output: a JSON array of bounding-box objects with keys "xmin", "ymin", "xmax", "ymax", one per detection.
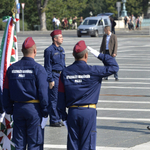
[
  {"xmin": 44, "ymin": 43, "xmax": 65, "ymax": 82},
  {"xmin": 57, "ymin": 54, "xmax": 119, "ymax": 121},
  {"xmin": 3, "ymin": 57, "xmax": 48, "ymax": 117}
]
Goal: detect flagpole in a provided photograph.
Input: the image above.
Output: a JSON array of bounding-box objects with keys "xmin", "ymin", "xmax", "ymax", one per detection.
[{"xmin": 15, "ymin": 0, "xmax": 20, "ymax": 32}]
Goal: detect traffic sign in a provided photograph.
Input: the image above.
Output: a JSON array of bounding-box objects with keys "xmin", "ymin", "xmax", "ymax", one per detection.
[{"xmin": 21, "ymin": 3, "xmax": 25, "ymax": 9}]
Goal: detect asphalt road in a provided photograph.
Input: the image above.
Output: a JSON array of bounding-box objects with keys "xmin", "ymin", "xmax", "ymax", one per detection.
[{"xmin": 0, "ymin": 28, "xmax": 150, "ymax": 150}]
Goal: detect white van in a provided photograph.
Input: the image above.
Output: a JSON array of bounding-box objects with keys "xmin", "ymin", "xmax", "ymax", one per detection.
[{"xmin": 77, "ymin": 16, "xmax": 111, "ymax": 37}]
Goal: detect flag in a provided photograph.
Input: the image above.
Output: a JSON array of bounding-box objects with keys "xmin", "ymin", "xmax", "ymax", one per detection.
[{"xmin": 0, "ymin": 16, "xmax": 18, "ymax": 150}]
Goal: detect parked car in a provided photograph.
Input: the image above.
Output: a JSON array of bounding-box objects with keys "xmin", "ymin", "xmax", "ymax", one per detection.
[
  {"xmin": 97, "ymin": 13, "xmax": 113, "ymax": 17},
  {"xmin": 77, "ymin": 16, "xmax": 111, "ymax": 37}
]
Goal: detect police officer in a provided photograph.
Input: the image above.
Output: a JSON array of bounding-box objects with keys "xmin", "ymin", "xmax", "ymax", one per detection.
[
  {"xmin": 44, "ymin": 30, "xmax": 65, "ymax": 127},
  {"xmin": 3, "ymin": 37, "xmax": 48, "ymax": 150},
  {"xmin": 57, "ymin": 41, "xmax": 119, "ymax": 150}
]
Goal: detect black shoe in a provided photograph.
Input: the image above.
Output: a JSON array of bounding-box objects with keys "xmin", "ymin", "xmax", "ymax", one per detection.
[
  {"xmin": 59, "ymin": 121, "xmax": 64, "ymax": 126},
  {"xmin": 115, "ymin": 78, "xmax": 119, "ymax": 81},
  {"xmin": 147, "ymin": 126, "xmax": 150, "ymax": 130},
  {"xmin": 50, "ymin": 122, "xmax": 62, "ymax": 127},
  {"xmin": 103, "ymin": 78, "xmax": 108, "ymax": 80}
]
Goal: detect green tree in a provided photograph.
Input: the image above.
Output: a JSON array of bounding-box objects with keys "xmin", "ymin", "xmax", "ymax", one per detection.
[
  {"xmin": 81, "ymin": 0, "xmax": 106, "ymax": 18},
  {"xmin": 142, "ymin": 0, "xmax": 150, "ymax": 16},
  {"xmin": 105, "ymin": 0, "xmax": 118, "ymax": 17},
  {"xmin": 19, "ymin": 0, "xmax": 39, "ymax": 30},
  {"xmin": 37, "ymin": 0, "xmax": 49, "ymax": 31},
  {"xmin": 126, "ymin": 0, "xmax": 143, "ymax": 16},
  {"xmin": 0, "ymin": 0, "xmax": 14, "ymax": 18}
]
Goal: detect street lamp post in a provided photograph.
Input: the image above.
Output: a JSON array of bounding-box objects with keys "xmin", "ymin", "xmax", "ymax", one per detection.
[
  {"xmin": 21, "ymin": 3, "xmax": 25, "ymax": 32},
  {"xmin": 121, "ymin": 0, "xmax": 127, "ymax": 17}
]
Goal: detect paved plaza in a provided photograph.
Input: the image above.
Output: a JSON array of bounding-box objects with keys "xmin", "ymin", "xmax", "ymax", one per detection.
[{"xmin": 0, "ymin": 29, "xmax": 150, "ymax": 149}]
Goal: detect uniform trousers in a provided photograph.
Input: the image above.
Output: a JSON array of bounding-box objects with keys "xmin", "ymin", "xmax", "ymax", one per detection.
[
  {"xmin": 13, "ymin": 103, "xmax": 44, "ymax": 150},
  {"xmin": 67, "ymin": 107, "xmax": 97, "ymax": 150},
  {"xmin": 105, "ymin": 51, "xmax": 118, "ymax": 79},
  {"xmin": 48, "ymin": 72, "xmax": 61, "ymax": 124}
]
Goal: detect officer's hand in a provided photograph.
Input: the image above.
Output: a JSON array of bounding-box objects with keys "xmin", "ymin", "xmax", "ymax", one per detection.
[
  {"xmin": 112, "ymin": 54, "xmax": 116, "ymax": 57},
  {"xmin": 49, "ymin": 81, "xmax": 55, "ymax": 89},
  {"xmin": 87, "ymin": 46, "xmax": 100, "ymax": 57}
]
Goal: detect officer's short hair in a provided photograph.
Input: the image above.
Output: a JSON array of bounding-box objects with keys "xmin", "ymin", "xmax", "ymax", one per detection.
[
  {"xmin": 73, "ymin": 48, "xmax": 88, "ymax": 60},
  {"xmin": 105, "ymin": 26, "xmax": 111, "ymax": 31},
  {"xmin": 52, "ymin": 35, "xmax": 59, "ymax": 42},
  {"xmin": 22, "ymin": 45, "xmax": 35, "ymax": 55}
]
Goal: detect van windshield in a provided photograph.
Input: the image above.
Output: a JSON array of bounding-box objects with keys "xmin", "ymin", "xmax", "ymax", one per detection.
[{"xmin": 82, "ymin": 19, "xmax": 98, "ymax": 25}]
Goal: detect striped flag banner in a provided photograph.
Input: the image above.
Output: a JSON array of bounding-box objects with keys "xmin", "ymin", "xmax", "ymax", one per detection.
[{"xmin": 0, "ymin": 16, "xmax": 18, "ymax": 150}]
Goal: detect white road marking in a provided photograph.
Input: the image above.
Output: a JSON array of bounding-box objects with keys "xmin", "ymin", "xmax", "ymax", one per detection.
[
  {"xmin": 102, "ymin": 82, "xmax": 150, "ymax": 85},
  {"xmin": 98, "ymin": 100, "xmax": 150, "ymax": 104},
  {"xmin": 101, "ymin": 86, "xmax": 150, "ymax": 89},
  {"xmin": 96, "ymin": 108, "xmax": 150, "ymax": 112},
  {"xmin": 44, "ymin": 144, "xmax": 126, "ymax": 150},
  {"xmin": 44, "ymin": 142, "xmax": 150, "ymax": 150},
  {"xmin": 96, "ymin": 117, "xmax": 150, "ymax": 122}
]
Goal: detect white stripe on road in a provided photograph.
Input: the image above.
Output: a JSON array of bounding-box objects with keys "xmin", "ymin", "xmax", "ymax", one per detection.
[
  {"xmin": 97, "ymin": 117, "xmax": 150, "ymax": 122},
  {"xmin": 96, "ymin": 108, "xmax": 150, "ymax": 112},
  {"xmin": 102, "ymin": 82, "xmax": 150, "ymax": 85},
  {"xmin": 44, "ymin": 144, "xmax": 126, "ymax": 150},
  {"xmin": 44, "ymin": 142, "xmax": 150, "ymax": 150},
  {"xmin": 98, "ymin": 100, "xmax": 150, "ymax": 104},
  {"xmin": 101, "ymin": 86, "xmax": 150, "ymax": 89}
]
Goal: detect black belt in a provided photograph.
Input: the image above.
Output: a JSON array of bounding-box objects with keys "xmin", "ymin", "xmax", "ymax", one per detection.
[
  {"xmin": 52, "ymin": 70, "xmax": 61, "ymax": 74},
  {"xmin": 105, "ymin": 49, "xmax": 109, "ymax": 51}
]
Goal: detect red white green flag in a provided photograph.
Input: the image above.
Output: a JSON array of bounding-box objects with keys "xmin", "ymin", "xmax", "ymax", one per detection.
[{"xmin": 0, "ymin": 15, "xmax": 18, "ymax": 150}]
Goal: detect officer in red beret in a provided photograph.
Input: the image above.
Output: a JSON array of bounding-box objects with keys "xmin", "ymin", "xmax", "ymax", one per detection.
[
  {"xmin": 3, "ymin": 37, "xmax": 48, "ymax": 149},
  {"xmin": 44, "ymin": 30, "xmax": 65, "ymax": 127},
  {"xmin": 57, "ymin": 40, "xmax": 119, "ymax": 149}
]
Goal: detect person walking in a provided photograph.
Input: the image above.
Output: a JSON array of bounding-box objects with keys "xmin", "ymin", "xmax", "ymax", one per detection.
[
  {"xmin": 52, "ymin": 16, "xmax": 57, "ymax": 30},
  {"xmin": 72, "ymin": 16, "xmax": 77, "ymax": 29},
  {"xmin": 100, "ymin": 26, "xmax": 119, "ymax": 80},
  {"xmin": 110, "ymin": 17, "xmax": 116, "ymax": 34},
  {"xmin": 56, "ymin": 18, "xmax": 61, "ymax": 29},
  {"xmin": 44, "ymin": 30, "xmax": 65, "ymax": 127},
  {"xmin": 3, "ymin": 37, "xmax": 48, "ymax": 149},
  {"xmin": 57, "ymin": 40, "xmax": 119, "ymax": 150},
  {"xmin": 68, "ymin": 17, "xmax": 73, "ymax": 29}
]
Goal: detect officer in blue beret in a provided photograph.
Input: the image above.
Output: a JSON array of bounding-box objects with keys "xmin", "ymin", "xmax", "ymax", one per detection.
[
  {"xmin": 3, "ymin": 37, "xmax": 48, "ymax": 150},
  {"xmin": 44, "ymin": 30, "xmax": 65, "ymax": 127},
  {"xmin": 57, "ymin": 40, "xmax": 119, "ymax": 149}
]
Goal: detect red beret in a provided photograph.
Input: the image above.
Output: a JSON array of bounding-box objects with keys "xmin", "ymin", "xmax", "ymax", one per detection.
[
  {"xmin": 50, "ymin": 30, "xmax": 62, "ymax": 37},
  {"xmin": 22, "ymin": 37, "xmax": 35, "ymax": 49},
  {"xmin": 73, "ymin": 40, "xmax": 87, "ymax": 53}
]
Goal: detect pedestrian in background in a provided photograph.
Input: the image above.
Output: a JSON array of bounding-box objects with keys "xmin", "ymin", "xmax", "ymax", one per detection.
[
  {"xmin": 100, "ymin": 26, "xmax": 119, "ymax": 81},
  {"xmin": 52, "ymin": 16, "xmax": 57, "ymax": 30},
  {"xmin": 44, "ymin": 30, "xmax": 65, "ymax": 127},
  {"xmin": 3, "ymin": 37, "xmax": 48, "ymax": 149},
  {"xmin": 68, "ymin": 17, "xmax": 73, "ymax": 29},
  {"xmin": 79, "ymin": 16, "xmax": 83, "ymax": 24},
  {"xmin": 55, "ymin": 18, "xmax": 61, "ymax": 29},
  {"xmin": 57, "ymin": 40, "xmax": 119, "ymax": 150},
  {"xmin": 72, "ymin": 16, "xmax": 77, "ymax": 29},
  {"xmin": 136, "ymin": 16, "xmax": 140, "ymax": 30},
  {"xmin": 110, "ymin": 17, "xmax": 116, "ymax": 34},
  {"xmin": 139, "ymin": 15, "xmax": 143, "ymax": 30},
  {"xmin": 124, "ymin": 16, "xmax": 127, "ymax": 29},
  {"xmin": 64, "ymin": 17, "xmax": 68, "ymax": 29}
]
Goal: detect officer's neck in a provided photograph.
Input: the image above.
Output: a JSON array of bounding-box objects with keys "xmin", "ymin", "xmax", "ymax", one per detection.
[{"xmin": 54, "ymin": 42, "xmax": 61, "ymax": 47}]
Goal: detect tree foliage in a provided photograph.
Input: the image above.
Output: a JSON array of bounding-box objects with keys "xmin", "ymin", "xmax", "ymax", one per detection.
[
  {"xmin": 0, "ymin": 0, "xmax": 14, "ymax": 18},
  {"xmin": 0, "ymin": 0, "xmax": 150, "ymax": 30},
  {"xmin": 126, "ymin": 0, "xmax": 143, "ymax": 17},
  {"xmin": 19, "ymin": 0, "xmax": 39, "ymax": 30}
]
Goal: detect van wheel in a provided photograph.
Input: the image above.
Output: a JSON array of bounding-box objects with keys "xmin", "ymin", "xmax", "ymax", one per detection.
[
  {"xmin": 77, "ymin": 34, "xmax": 81, "ymax": 37},
  {"xmin": 94, "ymin": 31, "xmax": 98, "ymax": 37}
]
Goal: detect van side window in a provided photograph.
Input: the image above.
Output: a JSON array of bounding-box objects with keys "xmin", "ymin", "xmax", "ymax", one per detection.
[
  {"xmin": 98, "ymin": 20, "xmax": 103, "ymax": 26},
  {"xmin": 104, "ymin": 19, "xmax": 108, "ymax": 25}
]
